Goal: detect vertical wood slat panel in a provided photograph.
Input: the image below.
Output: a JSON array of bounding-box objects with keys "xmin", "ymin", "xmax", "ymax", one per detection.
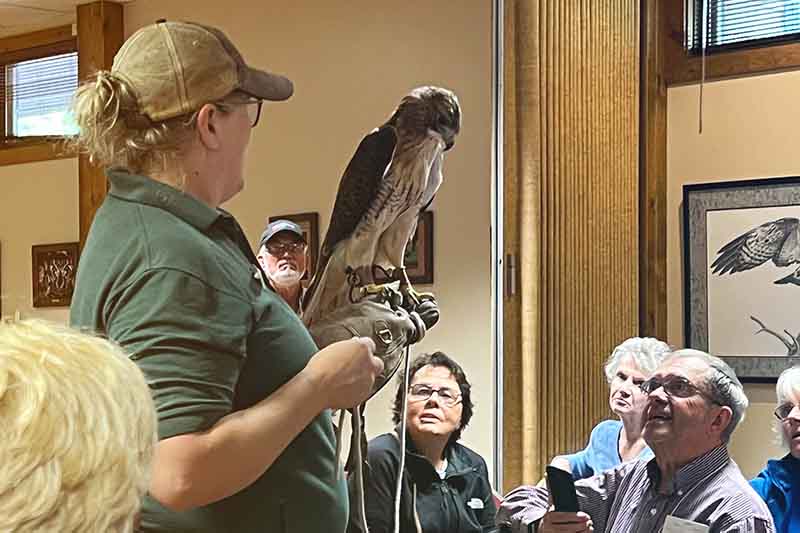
[
  {"xmin": 503, "ymin": 0, "xmax": 640, "ymax": 489},
  {"xmin": 502, "ymin": 0, "xmax": 522, "ymax": 489}
]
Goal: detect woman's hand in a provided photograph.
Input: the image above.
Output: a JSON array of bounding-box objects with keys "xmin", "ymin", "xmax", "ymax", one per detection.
[{"xmin": 303, "ymin": 337, "xmax": 384, "ymax": 409}]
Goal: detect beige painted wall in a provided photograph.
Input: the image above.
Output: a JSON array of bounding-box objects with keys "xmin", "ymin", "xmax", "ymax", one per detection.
[
  {"xmin": 667, "ymin": 71, "xmax": 800, "ymax": 477},
  {"xmin": 0, "ymin": 158, "xmax": 78, "ymax": 324},
  {"xmin": 122, "ymin": 0, "xmax": 496, "ymax": 473}
]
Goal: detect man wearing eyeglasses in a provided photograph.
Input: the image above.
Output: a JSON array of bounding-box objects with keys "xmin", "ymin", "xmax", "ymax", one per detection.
[
  {"xmin": 256, "ymin": 219, "xmax": 308, "ymax": 313},
  {"xmin": 497, "ymin": 349, "xmax": 775, "ymax": 533}
]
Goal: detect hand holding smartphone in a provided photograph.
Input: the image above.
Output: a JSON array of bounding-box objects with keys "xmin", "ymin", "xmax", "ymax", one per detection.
[{"xmin": 545, "ymin": 465, "xmax": 579, "ymax": 513}]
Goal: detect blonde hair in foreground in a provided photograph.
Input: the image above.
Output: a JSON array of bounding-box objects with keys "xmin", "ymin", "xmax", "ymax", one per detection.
[{"xmin": 0, "ymin": 320, "xmax": 157, "ymax": 533}]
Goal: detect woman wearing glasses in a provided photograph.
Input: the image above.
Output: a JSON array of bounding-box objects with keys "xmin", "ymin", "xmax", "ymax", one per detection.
[
  {"xmin": 351, "ymin": 351, "xmax": 496, "ymax": 533},
  {"xmin": 69, "ymin": 20, "xmax": 383, "ymax": 533},
  {"xmin": 550, "ymin": 337, "xmax": 671, "ymax": 480},
  {"xmin": 750, "ymin": 365, "xmax": 800, "ymax": 533}
]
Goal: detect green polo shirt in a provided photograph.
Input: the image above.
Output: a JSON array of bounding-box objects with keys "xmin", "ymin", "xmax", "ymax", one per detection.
[{"xmin": 70, "ymin": 169, "xmax": 347, "ymax": 532}]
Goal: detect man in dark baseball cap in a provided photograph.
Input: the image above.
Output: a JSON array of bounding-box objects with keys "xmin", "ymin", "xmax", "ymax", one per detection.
[{"xmin": 257, "ymin": 220, "xmax": 308, "ymax": 313}]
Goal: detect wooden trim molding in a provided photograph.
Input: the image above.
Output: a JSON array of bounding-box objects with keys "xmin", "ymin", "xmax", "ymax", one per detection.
[
  {"xmin": 0, "ymin": 38, "xmax": 77, "ymax": 66},
  {"xmin": 0, "ymin": 138, "xmax": 74, "ymax": 166},
  {"xmin": 0, "ymin": 25, "xmax": 74, "ymax": 56},
  {"xmin": 77, "ymin": 1, "xmax": 124, "ymax": 250},
  {"xmin": 665, "ymin": 0, "xmax": 800, "ymax": 85},
  {"xmin": 639, "ymin": 0, "xmax": 668, "ymax": 340}
]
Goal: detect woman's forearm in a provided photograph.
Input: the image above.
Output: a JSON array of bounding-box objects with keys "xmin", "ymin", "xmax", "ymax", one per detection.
[{"xmin": 149, "ymin": 367, "xmax": 327, "ymax": 511}]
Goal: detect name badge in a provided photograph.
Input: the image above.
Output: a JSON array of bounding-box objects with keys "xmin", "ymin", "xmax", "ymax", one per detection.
[
  {"xmin": 467, "ymin": 498, "xmax": 484, "ymax": 510},
  {"xmin": 663, "ymin": 515, "xmax": 709, "ymax": 533}
]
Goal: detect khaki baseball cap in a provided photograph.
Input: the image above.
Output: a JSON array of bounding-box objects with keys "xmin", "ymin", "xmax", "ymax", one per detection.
[{"xmin": 112, "ymin": 20, "xmax": 293, "ymax": 122}]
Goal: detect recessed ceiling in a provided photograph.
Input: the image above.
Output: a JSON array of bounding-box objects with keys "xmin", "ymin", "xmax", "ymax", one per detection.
[{"xmin": 0, "ymin": 1, "xmax": 133, "ymax": 40}]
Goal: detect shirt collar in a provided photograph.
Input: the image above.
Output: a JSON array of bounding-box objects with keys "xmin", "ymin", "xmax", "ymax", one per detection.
[
  {"xmin": 766, "ymin": 453, "xmax": 800, "ymax": 491},
  {"xmin": 646, "ymin": 444, "xmax": 730, "ymax": 494},
  {"xmin": 106, "ymin": 168, "xmax": 222, "ymax": 232},
  {"xmin": 394, "ymin": 427, "xmax": 474, "ymax": 478}
]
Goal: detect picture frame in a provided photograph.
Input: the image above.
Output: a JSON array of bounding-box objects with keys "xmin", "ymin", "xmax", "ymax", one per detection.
[
  {"xmin": 683, "ymin": 177, "xmax": 800, "ymax": 382},
  {"xmin": 376, "ymin": 210, "xmax": 434, "ymax": 285},
  {"xmin": 32, "ymin": 242, "xmax": 79, "ymax": 308},
  {"xmin": 268, "ymin": 212, "xmax": 319, "ymax": 282}
]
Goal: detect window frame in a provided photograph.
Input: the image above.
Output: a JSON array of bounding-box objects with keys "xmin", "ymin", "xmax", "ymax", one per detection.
[
  {"xmin": 686, "ymin": 0, "xmax": 800, "ymax": 56},
  {"xmin": 664, "ymin": 0, "xmax": 800, "ymax": 86},
  {"xmin": 0, "ymin": 25, "xmax": 77, "ymax": 166}
]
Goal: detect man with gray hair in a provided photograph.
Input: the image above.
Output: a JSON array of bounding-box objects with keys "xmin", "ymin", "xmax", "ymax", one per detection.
[
  {"xmin": 256, "ymin": 219, "xmax": 308, "ymax": 314},
  {"xmin": 497, "ymin": 349, "xmax": 775, "ymax": 532}
]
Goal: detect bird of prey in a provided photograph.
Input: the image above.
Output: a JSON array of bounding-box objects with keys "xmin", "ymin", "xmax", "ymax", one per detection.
[
  {"xmin": 302, "ymin": 86, "xmax": 461, "ymax": 327},
  {"xmin": 711, "ymin": 217, "xmax": 800, "ymax": 286}
]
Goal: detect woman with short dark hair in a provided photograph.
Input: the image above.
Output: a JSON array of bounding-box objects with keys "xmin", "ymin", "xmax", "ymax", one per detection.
[{"xmin": 349, "ymin": 351, "xmax": 496, "ymax": 533}]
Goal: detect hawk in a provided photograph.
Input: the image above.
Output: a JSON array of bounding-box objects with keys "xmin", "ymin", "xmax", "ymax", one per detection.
[
  {"xmin": 711, "ymin": 217, "xmax": 800, "ymax": 285},
  {"xmin": 303, "ymin": 86, "xmax": 461, "ymax": 326}
]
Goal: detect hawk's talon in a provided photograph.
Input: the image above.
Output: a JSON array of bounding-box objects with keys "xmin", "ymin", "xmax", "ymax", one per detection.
[{"xmin": 400, "ymin": 285, "xmax": 421, "ymax": 309}]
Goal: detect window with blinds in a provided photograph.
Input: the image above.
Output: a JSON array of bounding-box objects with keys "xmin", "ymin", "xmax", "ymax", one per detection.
[
  {"xmin": 687, "ymin": 0, "xmax": 800, "ymax": 54},
  {"xmin": 1, "ymin": 51, "xmax": 79, "ymax": 139}
]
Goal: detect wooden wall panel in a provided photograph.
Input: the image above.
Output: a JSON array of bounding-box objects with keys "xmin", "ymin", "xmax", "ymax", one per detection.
[
  {"xmin": 503, "ymin": 0, "xmax": 640, "ymax": 490},
  {"xmin": 77, "ymin": 1, "xmax": 123, "ymax": 250},
  {"xmin": 640, "ymin": 0, "xmax": 668, "ymax": 340}
]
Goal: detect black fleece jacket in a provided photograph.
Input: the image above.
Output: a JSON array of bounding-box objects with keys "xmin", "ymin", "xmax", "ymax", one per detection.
[{"xmin": 347, "ymin": 432, "xmax": 498, "ymax": 533}]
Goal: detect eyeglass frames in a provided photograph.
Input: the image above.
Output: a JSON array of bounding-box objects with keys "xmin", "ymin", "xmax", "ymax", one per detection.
[
  {"xmin": 243, "ymin": 99, "xmax": 263, "ymax": 128},
  {"xmin": 639, "ymin": 376, "xmax": 719, "ymax": 404},
  {"xmin": 407, "ymin": 384, "xmax": 462, "ymax": 407},
  {"xmin": 774, "ymin": 403, "xmax": 800, "ymax": 421},
  {"xmin": 265, "ymin": 241, "xmax": 307, "ymax": 256},
  {"xmin": 215, "ymin": 98, "xmax": 263, "ymax": 128}
]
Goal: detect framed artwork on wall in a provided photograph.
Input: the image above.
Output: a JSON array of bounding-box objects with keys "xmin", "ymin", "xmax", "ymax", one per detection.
[
  {"xmin": 32, "ymin": 242, "xmax": 79, "ymax": 308},
  {"xmin": 683, "ymin": 177, "xmax": 800, "ymax": 382},
  {"xmin": 268, "ymin": 212, "xmax": 319, "ymax": 282}
]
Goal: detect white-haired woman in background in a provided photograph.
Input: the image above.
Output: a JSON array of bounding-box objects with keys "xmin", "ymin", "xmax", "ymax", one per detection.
[
  {"xmin": 551, "ymin": 337, "xmax": 671, "ymax": 480},
  {"xmin": 0, "ymin": 320, "xmax": 157, "ymax": 532},
  {"xmin": 750, "ymin": 365, "xmax": 800, "ymax": 533}
]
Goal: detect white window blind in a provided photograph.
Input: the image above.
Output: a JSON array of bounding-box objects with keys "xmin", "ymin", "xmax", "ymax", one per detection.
[
  {"xmin": 2, "ymin": 51, "xmax": 79, "ymax": 138},
  {"xmin": 687, "ymin": 0, "xmax": 800, "ymax": 53}
]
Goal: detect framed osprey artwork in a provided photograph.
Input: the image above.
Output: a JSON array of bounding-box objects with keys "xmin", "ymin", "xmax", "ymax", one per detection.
[{"xmin": 684, "ymin": 177, "xmax": 800, "ymax": 382}]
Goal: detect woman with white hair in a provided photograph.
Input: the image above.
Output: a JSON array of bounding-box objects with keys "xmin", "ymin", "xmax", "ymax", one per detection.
[
  {"xmin": 551, "ymin": 337, "xmax": 671, "ymax": 479},
  {"xmin": 750, "ymin": 365, "xmax": 800, "ymax": 533},
  {"xmin": 0, "ymin": 319, "xmax": 156, "ymax": 532}
]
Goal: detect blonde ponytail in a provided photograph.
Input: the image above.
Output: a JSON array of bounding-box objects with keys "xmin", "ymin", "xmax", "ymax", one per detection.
[{"xmin": 70, "ymin": 70, "xmax": 195, "ymax": 175}]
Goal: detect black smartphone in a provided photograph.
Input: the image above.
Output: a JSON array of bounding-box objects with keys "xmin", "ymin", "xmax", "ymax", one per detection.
[{"xmin": 545, "ymin": 465, "xmax": 579, "ymax": 513}]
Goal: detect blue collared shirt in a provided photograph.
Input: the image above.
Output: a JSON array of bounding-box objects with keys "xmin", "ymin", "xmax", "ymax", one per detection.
[{"xmin": 564, "ymin": 419, "xmax": 653, "ymax": 480}]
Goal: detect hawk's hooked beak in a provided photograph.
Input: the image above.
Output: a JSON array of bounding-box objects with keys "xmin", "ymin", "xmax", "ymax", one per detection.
[{"xmin": 444, "ymin": 140, "xmax": 455, "ymax": 151}]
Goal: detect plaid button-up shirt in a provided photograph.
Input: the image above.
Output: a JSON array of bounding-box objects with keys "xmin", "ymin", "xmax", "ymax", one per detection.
[{"xmin": 497, "ymin": 445, "xmax": 775, "ymax": 532}]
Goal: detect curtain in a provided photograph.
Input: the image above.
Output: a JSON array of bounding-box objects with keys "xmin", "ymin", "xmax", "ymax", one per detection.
[{"xmin": 502, "ymin": 0, "xmax": 641, "ymax": 491}]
